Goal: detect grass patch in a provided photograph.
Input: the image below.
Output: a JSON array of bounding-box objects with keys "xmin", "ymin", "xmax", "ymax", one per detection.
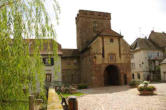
[{"xmin": 58, "ymin": 92, "xmax": 85, "ymax": 100}]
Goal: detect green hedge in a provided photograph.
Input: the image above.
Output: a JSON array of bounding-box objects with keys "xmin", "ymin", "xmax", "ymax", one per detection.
[
  {"xmin": 77, "ymin": 84, "xmax": 88, "ymax": 89},
  {"xmin": 129, "ymin": 80, "xmax": 142, "ymax": 87}
]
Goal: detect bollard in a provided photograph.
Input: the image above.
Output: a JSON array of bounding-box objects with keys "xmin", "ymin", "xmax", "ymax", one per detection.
[
  {"xmin": 29, "ymin": 95, "xmax": 35, "ymax": 110},
  {"xmin": 68, "ymin": 96, "xmax": 78, "ymax": 110}
]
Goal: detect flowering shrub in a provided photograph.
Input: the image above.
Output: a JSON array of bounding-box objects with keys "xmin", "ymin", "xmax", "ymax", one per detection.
[{"xmin": 137, "ymin": 85, "xmax": 156, "ymax": 91}]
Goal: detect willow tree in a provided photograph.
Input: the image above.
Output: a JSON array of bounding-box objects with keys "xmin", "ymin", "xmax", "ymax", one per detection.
[{"xmin": 0, "ymin": 0, "xmax": 60, "ymax": 109}]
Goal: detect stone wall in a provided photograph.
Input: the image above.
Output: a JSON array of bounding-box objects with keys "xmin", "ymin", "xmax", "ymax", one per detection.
[
  {"xmin": 80, "ymin": 36, "xmax": 131, "ymax": 87},
  {"xmin": 61, "ymin": 56, "xmax": 81, "ymax": 84},
  {"xmin": 76, "ymin": 10, "xmax": 111, "ymax": 51},
  {"xmin": 80, "ymin": 49, "xmax": 93, "ymax": 86},
  {"xmin": 61, "ymin": 10, "xmax": 132, "ymax": 87}
]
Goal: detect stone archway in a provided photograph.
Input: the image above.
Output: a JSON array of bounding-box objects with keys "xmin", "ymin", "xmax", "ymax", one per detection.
[{"xmin": 104, "ymin": 65, "xmax": 120, "ymax": 86}]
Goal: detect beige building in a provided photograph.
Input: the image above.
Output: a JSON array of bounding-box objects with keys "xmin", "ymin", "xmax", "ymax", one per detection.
[
  {"xmin": 131, "ymin": 38, "xmax": 163, "ymax": 81},
  {"xmin": 160, "ymin": 58, "xmax": 166, "ymax": 81},
  {"xmin": 61, "ymin": 10, "xmax": 131, "ymax": 87}
]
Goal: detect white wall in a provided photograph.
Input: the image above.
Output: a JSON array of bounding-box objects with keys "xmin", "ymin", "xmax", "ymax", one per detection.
[
  {"xmin": 44, "ymin": 56, "xmax": 62, "ymax": 82},
  {"xmin": 160, "ymin": 64, "xmax": 166, "ymax": 81},
  {"xmin": 131, "ymin": 49, "xmax": 163, "ymax": 81}
]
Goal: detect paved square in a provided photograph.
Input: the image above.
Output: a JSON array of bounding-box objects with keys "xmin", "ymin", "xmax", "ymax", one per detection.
[{"xmin": 78, "ymin": 83, "xmax": 166, "ymax": 110}]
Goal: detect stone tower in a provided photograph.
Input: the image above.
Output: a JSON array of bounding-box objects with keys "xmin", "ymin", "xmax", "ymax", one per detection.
[{"xmin": 76, "ymin": 10, "xmax": 111, "ymax": 51}]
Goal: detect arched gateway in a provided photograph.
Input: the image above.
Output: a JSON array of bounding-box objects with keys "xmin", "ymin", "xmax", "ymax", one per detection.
[{"xmin": 104, "ymin": 65, "xmax": 120, "ymax": 86}]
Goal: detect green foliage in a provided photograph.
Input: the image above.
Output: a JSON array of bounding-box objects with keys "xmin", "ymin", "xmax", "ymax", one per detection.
[
  {"xmin": 0, "ymin": 0, "xmax": 60, "ymax": 109},
  {"xmin": 0, "ymin": 102, "xmax": 29, "ymax": 110},
  {"xmin": 129, "ymin": 80, "xmax": 142, "ymax": 87},
  {"xmin": 59, "ymin": 92, "xmax": 85, "ymax": 100},
  {"xmin": 155, "ymin": 65, "xmax": 160, "ymax": 72},
  {"xmin": 142, "ymin": 81, "xmax": 149, "ymax": 87},
  {"xmin": 137, "ymin": 85, "xmax": 156, "ymax": 91},
  {"xmin": 146, "ymin": 86, "xmax": 156, "ymax": 91},
  {"xmin": 77, "ymin": 84, "xmax": 88, "ymax": 89},
  {"xmin": 137, "ymin": 86, "xmax": 144, "ymax": 91},
  {"xmin": 142, "ymin": 81, "xmax": 149, "ymax": 85}
]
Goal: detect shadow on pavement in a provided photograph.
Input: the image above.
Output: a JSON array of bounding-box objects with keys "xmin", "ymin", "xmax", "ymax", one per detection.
[{"xmin": 78, "ymin": 85, "xmax": 133, "ymax": 94}]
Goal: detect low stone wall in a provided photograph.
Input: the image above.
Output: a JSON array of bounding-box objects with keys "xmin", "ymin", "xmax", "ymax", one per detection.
[{"xmin": 47, "ymin": 88, "xmax": 63, "ymax": 110}]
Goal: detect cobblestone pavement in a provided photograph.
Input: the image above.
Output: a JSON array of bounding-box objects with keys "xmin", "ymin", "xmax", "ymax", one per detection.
[{"xmin": 77, "ymin": 83, "xmax": 166, "ymax": 110}]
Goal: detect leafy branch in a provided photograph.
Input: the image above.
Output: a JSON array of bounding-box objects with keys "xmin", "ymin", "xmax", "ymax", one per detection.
[{"xmin": 0, "ymin": 1, "xmax": 14, "ymax": 9}]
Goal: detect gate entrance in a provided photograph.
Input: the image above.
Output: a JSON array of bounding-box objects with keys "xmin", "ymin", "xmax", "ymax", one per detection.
[{"xmin": 104, "ymin": 65, "xmax": 120, "ymax": 86}]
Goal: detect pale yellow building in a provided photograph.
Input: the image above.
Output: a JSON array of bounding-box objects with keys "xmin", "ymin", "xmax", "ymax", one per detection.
[{"xmin": 160, "ymin": 58, "xmax": 166, "ymax": 81}]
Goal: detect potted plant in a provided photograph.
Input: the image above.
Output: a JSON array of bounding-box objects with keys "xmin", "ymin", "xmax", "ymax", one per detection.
[{"xmin": 137, "ymin": 81, "xmax": 156, "ymax": 95}]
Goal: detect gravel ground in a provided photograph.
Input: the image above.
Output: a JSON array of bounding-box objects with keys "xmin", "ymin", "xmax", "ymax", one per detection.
[{"xmin": 77, "ymin": 83, "xmax": 166, "ymax": 110}]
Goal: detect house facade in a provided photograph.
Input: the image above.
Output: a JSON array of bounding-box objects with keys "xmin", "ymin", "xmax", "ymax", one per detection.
[
  {"xmin": 131, "ymin": 38, "xmax": 163, "ymax": 81},
  {"xmin": 28, "ymin": 39, "xmax": 62, "ymax": 86},
  {"xmin": 149, "ymin": 31, "xmax": 166, "ymax": 81}
]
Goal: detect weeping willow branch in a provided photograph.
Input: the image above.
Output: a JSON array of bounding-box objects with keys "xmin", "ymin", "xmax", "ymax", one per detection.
[
  {"xmin": 0, "ymin": 0, "xmax": 60, "ymax": 109},
  {"xmin": 0, "ymin": 1, "xmax": 14, "ymax": 9}
]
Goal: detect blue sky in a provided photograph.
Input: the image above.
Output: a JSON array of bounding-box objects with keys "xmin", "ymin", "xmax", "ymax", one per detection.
[{"xmin": 46, "ymin": 0, "xmax": 166, "ymax": 48}]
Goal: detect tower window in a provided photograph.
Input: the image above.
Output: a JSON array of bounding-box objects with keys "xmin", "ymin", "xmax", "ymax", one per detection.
[
  {"xmin": 110, "ymin": 54, "xmax": 116, "ymax": 62},
  {"xmin": 110, "ymin": 39, "xmax": 114, "ymax": 43},
  {"xmin": 93, "ymin": 21, "xmax": 97, "ymax": 32}
]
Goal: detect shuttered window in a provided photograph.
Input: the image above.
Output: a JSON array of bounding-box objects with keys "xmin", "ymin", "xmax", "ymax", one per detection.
[{"xmin": 43, "ymin": 57, "xmax": 54, "ymax": 66}]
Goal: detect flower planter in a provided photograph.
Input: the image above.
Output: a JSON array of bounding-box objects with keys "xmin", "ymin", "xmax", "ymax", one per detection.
[{"xmin": 139, "ymin": 90, "xmax": 154, "ymax": 95}]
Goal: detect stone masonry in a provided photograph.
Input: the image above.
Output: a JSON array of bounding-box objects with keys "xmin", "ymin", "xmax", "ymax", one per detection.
[{"xmin": 61, "ymin": 10, "xmax": 131, "ymax": 87}]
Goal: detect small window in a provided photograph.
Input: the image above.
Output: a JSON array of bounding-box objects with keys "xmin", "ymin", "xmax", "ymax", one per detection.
[
  {"xmin": 164, "ymin": 72, "xmax": 166, "ymax": 76},
  {"xmin": 110, "ymin": 39, "xmax": 114, "ymax": 43},
  {"xmin": 131, "ymin": 63, "xmax": 135, "ymax": 69},
  {"xmin": 51, "ymin": 58, "xmax": 54, "ymax": 65},
  {"xmin": 110, "ymin": 54, "xmax": 116, "ymax": 62},
  {"xmin": 43, "ymin": 57, "xmax": 54, "ymax": 66},
  {"xmin": 110, "ymin": 55, "xmax": 114, "ymax": 60},
  {"xmin": 137, "ymin": 73, "xmax": 140, "ymax": 79},
  {"xmin": 93, "ymin": 21, "xmax": 97, "ymax": 32},
  {"xmin": 132, "ymin": 73, "xmax": 135, "ymax": 79},
  {"xmin": 46, "ymin": 74, "xmax": 52, "ymax": 82}
]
